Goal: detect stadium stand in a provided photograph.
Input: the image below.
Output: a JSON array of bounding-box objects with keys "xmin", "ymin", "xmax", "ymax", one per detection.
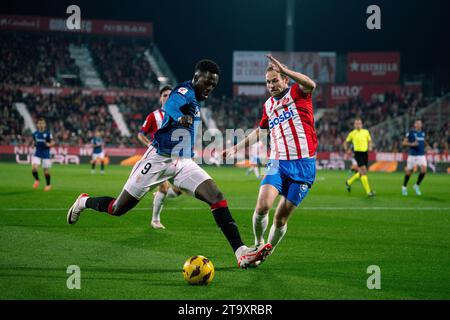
[
  {"xmin": 0, "ymin": 32, "xmax": 81, "ymax": 87},
  {"xmin": 316, "ymin": 90, "xmax": 430, "ymax": 152},
  {"xmin": 0, "ymin": 31, "xmax": 447, "ymax": 154},
  {"xmin": 2, "ymin": 85, "xmax": 448, "ymax": 154},
  {"xmin": 90, "ymin": 39, "xmax": 159, "ymax": 89},
  {"xmin": 0, "ymin": 86, "xmax": 26, "ymax": 146}
]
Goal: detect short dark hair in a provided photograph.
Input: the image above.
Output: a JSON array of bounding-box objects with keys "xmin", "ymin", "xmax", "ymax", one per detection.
[
  {"xmin": 37, "ymin": 117, "xmax": 46, "ymax": 122},
  {"xmin": 195, "ymin": 59, "xmax": 220, "ymax": 75},
  {"xmin": 159, "ymin": 85, "xmax": 172, "ymax": 96}
]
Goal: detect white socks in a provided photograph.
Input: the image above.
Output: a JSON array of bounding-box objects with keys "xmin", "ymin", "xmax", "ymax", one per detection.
[
  {"xmin": 252, "ymin": 211, "xmax": 269, "ymax": 246},
  {"xmin": 152, "ymin": 191, "xmax": 166, "ymax": 221},
  {"xmin": 166, "ymin": 187, "xmax": 179, "ymax": 198},
  {"xmin": 268, "ymin": 224, "xmax": 287, "ymax": 251}
]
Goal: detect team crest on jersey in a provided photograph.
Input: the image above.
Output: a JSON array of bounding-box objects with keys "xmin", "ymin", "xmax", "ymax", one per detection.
[
  {"xmin": 178, "ymin": 87, "xmax": 188, "ymax": 95},
  {"xmin": 281, "ymin": 97, "xmax": 290, "ymax": 105}
]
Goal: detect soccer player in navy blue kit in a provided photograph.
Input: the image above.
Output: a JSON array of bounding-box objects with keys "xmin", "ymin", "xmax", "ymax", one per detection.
[
  {"xmin": 90, "ymin": 130, "xmax": 105, "ymax": 174},
  {"xmin": 31, "ymin": 118, "xmax": 55, "ymax": 191},
  {"xmin": 402, "ymin": 119, "xmax": 428, "ymax": 196},
  {"xmin": 67, "ymin": 60, "xmax": 272, "ymax": 268}
]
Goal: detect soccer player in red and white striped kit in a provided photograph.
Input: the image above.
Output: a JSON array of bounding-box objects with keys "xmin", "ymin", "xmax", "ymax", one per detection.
[{"xmin": 225, "ymin": 54, "xmax": 317, "ymax": 265}]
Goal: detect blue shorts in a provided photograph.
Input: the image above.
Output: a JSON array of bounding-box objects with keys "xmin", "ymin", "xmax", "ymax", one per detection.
[{"xmin": 261, "ymin": 158, "xmax": 316, "ymax": 206}]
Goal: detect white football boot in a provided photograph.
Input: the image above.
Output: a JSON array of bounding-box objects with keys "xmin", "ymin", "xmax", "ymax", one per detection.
[
  {"xmin": 413, "ymin": 184, "xmax": 422, "ymax": 196},
  {"xmin": 236, "ymin": 243, "xmax": 272, "ymax": 269},
  {"xmin": 402, "ymin": 186, "xmax": 408, "ymax": 196},
  {"xmin": 67, "ymin": 193, "xmax": 89, "ymax": 225},
  {"xmin": 151, "ymin": 220, "xmax": 166, "ymax": 229}
]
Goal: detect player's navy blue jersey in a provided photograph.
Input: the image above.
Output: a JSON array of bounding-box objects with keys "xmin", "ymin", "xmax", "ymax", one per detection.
[
  {"xmin": 33, "ymin": 130, "xmax": 53, "ymax": 159},
  {"xmin": 407, "ymin": 130, "xmax": 426, "ymax": 155},
  {"xmin": 153, "ymin": 81, "xmax": 201, "ymax": 158},
  {"xmin": 92, "ymin": 137, "xmax": 103, "ymax": 154}
]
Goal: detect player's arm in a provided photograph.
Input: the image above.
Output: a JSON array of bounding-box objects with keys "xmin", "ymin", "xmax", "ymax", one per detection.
[
  {"xmin": 401, "ymin": 137, "xmax": 409, "ymax": 147},
  {"xmin": 267, "ymin": 54, "xmax": 316, "ymax": 92},
  {"xmin": 164, "ymin": 89, "xmax": 192, "ymax": 127},
  {"xmin": 368, "ymin": 132, "xmax": 373, "ymax": 151},
  {"xmin": 137, "ymin": 132, "xmax": 151, "ymax": 147},
  {"xmin": 224, "ymin": 102, "xmax": 270, "ymax": 158},
  {"xmin": 402, "ymin": 133, "xmax": 418, "ymax": 147},
  {"xmin": 137, "ymin": 114, "xmax": 155, "ymax": 147},
  {"xmin": 46, "ymin": 134, "xmax": 55, "ymax": 148},
  {"xmin": 343, "ymin": 132, "xmax": 352, "ymax": 153},
  {"xmin": 224, "ymin": 127, "xmax": 268, "ymax": 158},
  {"xmin": 343, "ymin": 141, "xmax": 349, "ymax": 152}
]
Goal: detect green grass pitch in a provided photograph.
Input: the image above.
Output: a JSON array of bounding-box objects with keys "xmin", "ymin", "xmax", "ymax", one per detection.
[{"xmin": 0, "ymin": 162, "xmax": 449, "ymax": 300}]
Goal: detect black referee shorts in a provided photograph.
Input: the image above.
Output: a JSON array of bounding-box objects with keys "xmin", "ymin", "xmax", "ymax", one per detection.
[{"xmin": 354, "ymin": 151, "xmax": 369, "ymax": 167}]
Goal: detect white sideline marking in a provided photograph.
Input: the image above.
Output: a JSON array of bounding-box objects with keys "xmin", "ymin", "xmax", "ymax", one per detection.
[{"xmin": 2, "ymin": 207, "xmax": 449, "ymax": 211}]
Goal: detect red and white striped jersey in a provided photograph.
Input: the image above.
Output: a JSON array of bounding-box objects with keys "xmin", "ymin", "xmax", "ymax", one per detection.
[
  {"xmin": 140, "ymin": 109, "xmax": 165, "ymax": 140},
  {"xmin": 259, "ymin": 83, "xmax": 317, "ymax": 160}
]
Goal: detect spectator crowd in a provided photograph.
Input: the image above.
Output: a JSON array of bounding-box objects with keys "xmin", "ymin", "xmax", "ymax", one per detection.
[{"xmin": 0, "ymin": 31, "xmax": 448, "ymax": 154}]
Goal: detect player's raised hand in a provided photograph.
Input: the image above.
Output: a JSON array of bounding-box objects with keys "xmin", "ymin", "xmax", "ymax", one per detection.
[
  {"xmin": 177, "ymin": 115, "xmax": 193, "ymax": 127},
  {"xmin": 266, "ymin": 54, "xmax": 286, "ymax": 74}
]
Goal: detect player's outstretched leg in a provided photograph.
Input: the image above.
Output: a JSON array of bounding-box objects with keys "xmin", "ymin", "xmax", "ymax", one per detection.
[
  {"xmin": 100, "ymin": 160, "xmax": 105, "ymax": 175},
  {"xmin": 151, "ymin": 183, "xmax": 182, "ymax": 229},
  {"xmin": 43, "ymin": 168, "xmax": 51, "ymax": 191},
  {"xmin": 32, "ymin": 164, "xmax": 40, "ymax": 189},
  {"xmin": 358, "ymin": 166, "xmax": 374, "ymax": 197},
  {"xmin": 346, "ymin": 172, "xmax": 360, "ymax": 192},
  {"xmin": 194, "ymin": 179, "xmax": 272, "ymax": 268},
  {"xmin": 166, "ymin": 185, "xmax": 182, "ymax": 198},
  {"xmin": 253, "ymin": 184, "xmax": 278, "ymax": 246},
  {"xmin": 67, "ymin": 189, "xmax": 139, "ymax": 225},
  {"xmin": 413, "ymin": 165, "xmax": 426, "ymax": 196},
  {"xmin": 151, "ymin": 181, "xmax": 170, "ymax": 229},
  {"xmin": 91, "ymin": 160, "xmax": 96, "ymax": 174},
  {"xmin": 268, "ymin": 197, "xmax": 296, "ymax": 252},
  {"xmin": 402, "ymin": 167, "xmax": 412, "ymax": 196}
]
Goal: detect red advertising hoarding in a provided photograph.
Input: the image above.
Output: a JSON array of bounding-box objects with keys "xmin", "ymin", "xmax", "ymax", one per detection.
[
  {"xmin": 0, "ymin": 14, "xmax": 153, "ymax": 38},
  {"xmin": 347, "ymin": 52, "xmax": 400, "ymax": 83},
  {"xmin": 2, "ymin": 147, "xmax": 448, "ymax": 168}
]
